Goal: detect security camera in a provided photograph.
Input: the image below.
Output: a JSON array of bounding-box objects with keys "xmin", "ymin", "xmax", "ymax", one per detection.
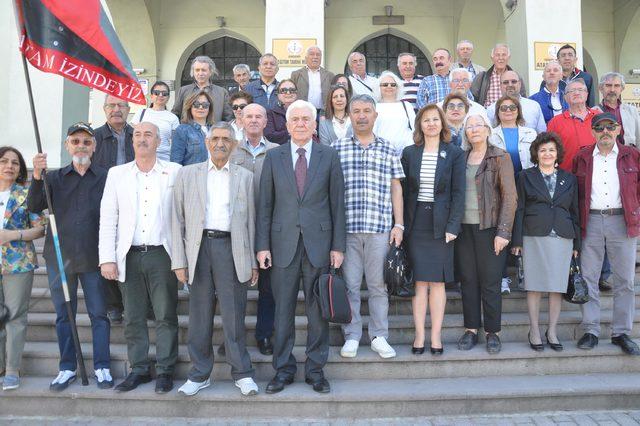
[{"xmin": 630, "ymin": 69, "xmax": 640, "ymax": 76}]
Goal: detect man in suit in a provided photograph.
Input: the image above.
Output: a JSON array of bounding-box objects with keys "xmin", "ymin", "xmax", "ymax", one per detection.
[
  {"xmin": 256, "ymin": 100, "xmax": 346, "ymax": 394},
  {"xmin": 99, "ymin": 122, "xmax": 182, "ymax": 393},
  {"xmin": 290, "ymin": 46, "xmax": 334, "ymax": 115},
  {"xmin": 172, "ymin": 122, "xmax": 260, "ymax": 396},
  {"xmin": 172, "ymin": 56, "xmax": 234, "ymax": 121}
]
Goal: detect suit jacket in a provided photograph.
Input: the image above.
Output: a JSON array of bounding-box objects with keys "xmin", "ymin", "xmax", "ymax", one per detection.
[
  {"xmin": 290, "ymin": 66, "xmax": 335, "ymax": 106},
  {"xmin": 99, "ymin": 159, "xmax": 182, "ymax": 282},
  {"xmin": 171, "ymin": 161, "xmax": 256, "ymax": 284},
  {"xmin": 512, "ymin": 167, "xmax": 580, "ymax": 250},
  {"xmin": 256, "ymin": 142, "xmax": 346, "ymax": 268},
  {"xmin": 401, "ymin": 142, "xmax": 466, "ymax": 238},
  {"xmin": 92, "ymin": 123, "xmax": 134, "ymax": 170},
  {"xmin": 171, "ymin": 82, "xmax": 233, "ymax": 122}
]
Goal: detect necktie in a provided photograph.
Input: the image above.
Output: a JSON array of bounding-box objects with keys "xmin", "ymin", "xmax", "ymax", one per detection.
[{"xmin": 295, "ymin": 147, "xmax": 307, "ymax": 196}]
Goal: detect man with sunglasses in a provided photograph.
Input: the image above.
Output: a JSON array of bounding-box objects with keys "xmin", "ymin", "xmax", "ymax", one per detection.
[
  {"xmin": 572, "ymin": 112, "xmax": 640, "ymax": 356},
  {"xmin": 28, "ymin": 123, "xmax": 112, "ymax": 391},
  {"xmin": 416, "ymin": 48, "xmax": 453, "ymax": 108}
]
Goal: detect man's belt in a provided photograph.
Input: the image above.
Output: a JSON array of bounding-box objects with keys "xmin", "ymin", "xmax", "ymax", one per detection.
[
  {"xmin": 589, "ymin": 208, "xmax": 624, "ymax": 216},
  {"xmin": 203, "ymin": 229, "xmax": 231, "ymax": 239},
  {"xmin": 129, "ymin": 244, "xmax": 163, "ymax": 252}
]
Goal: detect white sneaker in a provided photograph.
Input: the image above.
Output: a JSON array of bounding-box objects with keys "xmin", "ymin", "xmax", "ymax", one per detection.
[
  {"xmin": 501, "ymin": 277, "xmax": 512, "ymax": 295},
  {"xmin": 235, "ymin": 377, "xmax": 259, "ymax": 396},
  {"xmin": 49, "ymin": 370, "xmax": 76, "ymax": 392},
  {"xmin": 371, "ymin": 336, "xmax": 396, "ymax": 359},
  {"xmin": 94, "ymin": 368, "xmax": 114, "ymax": 389},
  {"xmin": 178, "ymin": 378, "xmax": 211, "ymax": 396},
  {"xmin": 340, "ymin": 339, "xmax": 359, "ymax": 358}
]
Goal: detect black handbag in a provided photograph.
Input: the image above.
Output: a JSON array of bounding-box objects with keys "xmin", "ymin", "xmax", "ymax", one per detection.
[
  {"xmin": 314, "ymin": 267, "xmax": 352, "ymax": 324},
  {"xmin": 516, "ymin": 254, "xmax": 525, "ymax": 291},
  {"xmin": 384, "ymin": 244, "xmax": 415, "ymax": 298},
  {"xmin": 564, "ymin": 257, "xmax": 589, "ymax": 304}
]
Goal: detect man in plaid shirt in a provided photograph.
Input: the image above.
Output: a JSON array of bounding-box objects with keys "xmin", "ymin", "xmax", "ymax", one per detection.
[
  {"xmin": 331, "ymin": 94, "xmax": 405, "ymax": 360},
  {"xmin": 416, "ymin": 48, "xmax": 453, "ymax": 108}
]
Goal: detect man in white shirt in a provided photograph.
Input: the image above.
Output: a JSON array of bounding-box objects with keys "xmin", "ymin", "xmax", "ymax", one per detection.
[
  {"xmin": 348, "ymin": 52, "xmax": 378, "ymax": 97},
  {"xmin": 290, "ymin": 46, "xmax": 335, "ymax": 114},
  {"xmin": 99, "ymin": 122, "xmax": 182, "ymax": 393}
]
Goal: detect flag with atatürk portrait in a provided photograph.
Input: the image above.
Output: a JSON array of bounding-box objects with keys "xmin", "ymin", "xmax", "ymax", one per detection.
[{"xmin": 14, "ymin": 0, "xmax": 146, "ymax": 104}]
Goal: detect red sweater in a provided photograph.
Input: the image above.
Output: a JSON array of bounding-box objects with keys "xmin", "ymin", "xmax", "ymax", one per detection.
[{"xmin": 548, "ymin": 109, "xmax": 597, "ymax": 171}]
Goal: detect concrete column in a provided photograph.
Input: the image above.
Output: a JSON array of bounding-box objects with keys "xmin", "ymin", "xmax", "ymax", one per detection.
[
  {"xmin": 505, "ymin": 0, "xmax": 583, "ymax": 94},
  {"xmin": 264, "ymin": 0, "xmax": 325, "ymax": 79}
]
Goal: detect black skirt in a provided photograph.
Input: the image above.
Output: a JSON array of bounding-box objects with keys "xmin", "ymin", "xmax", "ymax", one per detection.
[{"xmin": 407, "ymin": 202, "xmax": 454, "ymax": 283}]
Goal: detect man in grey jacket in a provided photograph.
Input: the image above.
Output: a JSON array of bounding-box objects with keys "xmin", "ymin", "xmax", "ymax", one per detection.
[{"xmin": 598, "ymin": 72, "xmax": 640, "ymax": 147}]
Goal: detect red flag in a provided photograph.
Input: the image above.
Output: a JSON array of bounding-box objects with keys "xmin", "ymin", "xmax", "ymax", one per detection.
[{"xmin": 15, "ymin": 0, "xmax": 146, "ymax": 105}]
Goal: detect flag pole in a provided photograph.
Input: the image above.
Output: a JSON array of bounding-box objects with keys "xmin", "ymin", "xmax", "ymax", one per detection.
[{"xmin": 20, "ymin": 54, "xmax": 89, "ymax": 386}]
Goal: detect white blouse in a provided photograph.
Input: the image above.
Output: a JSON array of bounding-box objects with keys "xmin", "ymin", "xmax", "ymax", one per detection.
[{"xmin": 373, "ymin": 101, "xmax": 416, "ymax": 157}]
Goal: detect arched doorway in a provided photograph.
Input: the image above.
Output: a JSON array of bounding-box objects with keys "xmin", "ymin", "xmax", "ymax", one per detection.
[
  {"xmin": 344, "ymin": 34, "xmax": 432, "ymax": 77},
  {"xmin": 180, "ymin": 36, "xmax": 261, "ymax": 91}
]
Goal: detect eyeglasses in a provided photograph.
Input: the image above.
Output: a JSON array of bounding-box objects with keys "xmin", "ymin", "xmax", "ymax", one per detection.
[
  {"xmin": 592, "ymin": 123, "xmax": 619, "ymax": 132},
  {"xmin": 451, "ymin": 79, "xmax": 470, "ymax": 84},
  {"xmin": 499, "ymin": 104, "xmax": 518, "ymax": 112},
  {"xmin": 501, "ymin": 79, "xmax": 519, "ymax": 85},
  {"xmin": 151, "ymin": 90, "xmax": 169, "ymax": 97},
  {"xmin": 232, "ymin": 103, "xmax": 248, "ymax": 111},
  {"xmin": 465, "ymin": 124, "xmax": 488, "ymax": 131},
  {"xmin": 104, "ymin": 103, "xmax": 129, "ymax": 110},
  {"xmin": 566, "ymin": 88, "xmax": 588, "ymax": 94},
  {"xmin": 192, "ymin": 101, "xmax": 210, "ymax": 109},
  {"xmin": 68, "ymin": 139, "xmax": 93, "ymax": 146},
  {"xmin": 446, "ymin": 102, "xmax": 466, "ymax": 110},
  {"xmin": 380, "ymin": 83, "xmax": 398, "ymax": 87},
  {"xmin": 279, "ymin": 88, "xmax": 297, "ymax": 94}
]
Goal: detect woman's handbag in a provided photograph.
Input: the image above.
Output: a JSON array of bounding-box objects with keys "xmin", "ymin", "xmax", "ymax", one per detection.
[
  {"xmin": 384, "ymin": 244, "xmax": 415, "ymax": 298},
  {"xmin": 564, "ymin": 257, "xmax": 589, "ymax": 304},
  {"xmin": 314, "ymin": 267, "xmax": 352, "ymax": 324}
]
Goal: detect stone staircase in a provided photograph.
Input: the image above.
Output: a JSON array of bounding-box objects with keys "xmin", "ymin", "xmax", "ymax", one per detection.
[{"xmin": 2, "ymin": 241, "xmax": 640, "ymax": 419}]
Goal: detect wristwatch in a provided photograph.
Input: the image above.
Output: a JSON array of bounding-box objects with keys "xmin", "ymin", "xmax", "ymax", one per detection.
[{"xmin": 394, "ymin": 224, "xmax": 405, "ymax": 231}]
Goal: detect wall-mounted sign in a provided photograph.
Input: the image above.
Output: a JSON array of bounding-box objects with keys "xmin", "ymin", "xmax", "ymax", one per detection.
[
  {"xmin": 533, "ymin": 42, "xmax": 576, "ymax": 70},
  {"xmin": 272, "ymin": 38, "xmax": 317, "ymax": 67},
  {"xmin": 622, "ymin": 83, "xmax": 640, "ymax": 114}
]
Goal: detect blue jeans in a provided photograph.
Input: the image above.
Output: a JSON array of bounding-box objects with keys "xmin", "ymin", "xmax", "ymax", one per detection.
[
  {"xmin": 48, "ymin": 266, "xmax": 110, "ymax": 371},
  {"xmin": 255, "ymin": 268, "xmax": 275, "ymax": 340}
]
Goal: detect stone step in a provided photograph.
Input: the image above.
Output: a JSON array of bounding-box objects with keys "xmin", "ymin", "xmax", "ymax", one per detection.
[
  {"xmin": 2, "ymin": 373, "xmax": 640, "ymax": 418},
  {"xmin": 24, "ymin": 310, "xmax": 640, "ymax": 346},
  {"xmin": 20, "ymin": 340, "xmax": 640, "ymax": 382}
]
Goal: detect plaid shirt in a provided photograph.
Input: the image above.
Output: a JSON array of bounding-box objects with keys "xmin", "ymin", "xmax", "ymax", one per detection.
[
  {"xmin": 416, "ymin": 72, "xmax": 451, "ymax": 108},
  {"xmin": 332, "ymin": 136, "xmax": 405, "ymax": 233},
  {"xmin": 485, "ymin": 69, "xmax": 502, "ymax": 107}
]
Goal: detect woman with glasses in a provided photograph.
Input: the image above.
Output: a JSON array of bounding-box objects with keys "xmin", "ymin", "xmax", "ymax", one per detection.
[
  {"xmin": 130, "ymin": 81, "xmax": 179, "ymax": 162},
  {"xmin": 319, "ymin": 85, "xmax": 352, "ymax": 146},
  {"xmin": 373, "ymin": 71, "xmax": 416, "ymax": 157},
  {"xmin": 229, "ymin": 91, "xmax": 254, "ymax": 142},
  {"xmin": 265, "ymin": 79, "xmax": 298, "ymax": 145},
  {"xmin": 170, "ymin": 90, "xmax": 214, "ymax": 165},
  {"xmin": 442, "ymin": 93, "xmax": 470, "ymax": 147},
  {"xmin": 456, "ymin": 114, "xmax": 517, "ymax": 354}
]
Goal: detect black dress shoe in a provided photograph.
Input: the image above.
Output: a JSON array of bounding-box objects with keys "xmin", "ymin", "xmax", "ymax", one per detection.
[
  {"xmin": 114, "ymin": 372, "xmax": 152, "ymax": 392},
  {"xmin": 457, "ymin": 330, "xmax": 478, "ymax": 351},
  {"xmin": 611, "ymin": 334, "xmax": 640, "ymax": 355},
  {"xmin": 411, "ymin": 346, "xmax": 425, "ymax": 354},
  {"xmin": 577, "ymin": 333, "xmax": 599, "ymax": 350},
  {"xmin": 107, "ymin": 309, "xmax": 123, "ymax": 324},
  {"xmin": 486, "ymin": 333, "xmax": 501, "ymax": 354},
  {"xmin": 265, "ymin": 374, "xmax": 293, "ymax": 394},
  {"xmin": 155, "ymin": 373, "xmax": 174, "ymax": 394},
  {"xmin": 598, "ymin": 278, "xmax": 612, "ymax": 292},
  {"xmin": 528, "ymin": 332, "xmax": 544, "ymax": 352},
  {"xmin": 217, "ymin": 344, "xmax": 225, "ymax": 356},
  {"xmin": 257, "ymin": 337, "xmax": 273, "ymax": 355},
  {"xmin": 430, "ymin": 346, "xmax": 444, "ymax": 355},
  {"xmin": 305, "ymin": 377, "xmax": 330, "ymax": 393},
  {"xmin": 545, "ymin": 330, "xmax": 563, "ymax": 352}
]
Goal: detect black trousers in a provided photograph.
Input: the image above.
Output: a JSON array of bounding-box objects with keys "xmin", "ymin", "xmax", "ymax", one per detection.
[
  {"xmin": 270, "ymin": 236, "xmax": 328, "ymax": 381},
  {"xmin": 454, "ymin": 224, "xmax": 505, "ymax": 333}
]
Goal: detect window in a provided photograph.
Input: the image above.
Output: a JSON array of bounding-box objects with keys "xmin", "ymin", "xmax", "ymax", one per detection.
[{"xmin": 345, "ymin": 34, "xmax": 432, "ymax": 77}]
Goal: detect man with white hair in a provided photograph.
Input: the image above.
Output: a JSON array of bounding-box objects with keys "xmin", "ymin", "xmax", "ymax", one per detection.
[
  {"xmin": 598, "ymin": 72, "xmax": 640, "ymax": 147},
  {"xmin": 348, "ymin": 52, "xmax": 378, "ymax": 96},
  {"xmin": 436, "ymin": 68, "xmax": 489, "ymax": 120},
  {"xmin": 397, "ymin": 52, "xmax": 423, "ymax": 111},
  {"xmin": 471, "ymin": 44, "xmax": 526, "ymax": 107},
  {"xmin": 172, "ymin": 55, "xmax": 233, "ymax": 121},
  {"xmin": 417, "ymin": 48, "xmax": 453, "ymax": 107},
  {"xmin": 230, "ymin": 64, "xmax": 251, "ymax": 94},
  {"xmin": 453, "ymin": 40, "xmax": 485, "ymax": 79},
  {"xmin": 257, "ymin": 100, "xmax": 346, "ymax": 394},
  {"xmin": 291, "ymin": 46, "xmax": 335, "ymax": 113},
  {"xmin": 529, "ymin": 61, "xmax": 568, "ymax": 123}
]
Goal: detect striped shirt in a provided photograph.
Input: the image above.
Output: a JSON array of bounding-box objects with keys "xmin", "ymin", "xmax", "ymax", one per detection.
[
  {"xmin": 402, "ymin": 75, "xmax": 424, "ymax": 110},
  {"xmin": 417, "ymin": 150, "xmax": 438, "ymax": 202},
  {"xmin": 416, "ymin": 72, "xmax": 451, "ymax": 108}
]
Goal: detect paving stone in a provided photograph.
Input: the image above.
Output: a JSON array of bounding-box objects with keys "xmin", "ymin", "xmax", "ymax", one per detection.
[{"xmin": 611, "ymin": 413, "xmax": 640, "ymax": 425}]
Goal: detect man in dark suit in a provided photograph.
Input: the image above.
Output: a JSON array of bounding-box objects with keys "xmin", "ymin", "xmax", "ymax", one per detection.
[
  {"xmin": 256, "ymin": 100, "xmax": 346, "ymax": 394},
  {"xmin": 290, "ymin": 46, "xmax": 334, "ymax": 115}
]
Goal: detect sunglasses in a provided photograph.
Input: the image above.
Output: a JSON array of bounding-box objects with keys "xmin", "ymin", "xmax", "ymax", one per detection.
[
  {"xmin": 499, "ymin": 104, "xmax": 518, "ymax": 112},
  {"xmin": 68, "ymin": 139, "xmax": 93, "ymax": 146},
  {"xmin": 592, "ymin": 123, "xmax": 619, "ymax": 132},
  {"xmin": 279, "ymin": 88, "xmax": 297, "ymax": 94},
  {"xmin": 446, "ymin": 102, "xmax": 466, "ymax": 110},
  {"xmin": 501, "ymin": 79, "xmax": 519, "ymax": 85},
  {"xmin": 152, "ymin": 90, "xmax": 169, "ymax": 97},
  {"xmin": 192, "ymin": 101, "xmax": 210, "ymax": 109},
  {"xmin": 380, "ymin": 83, "xmax": 398, "ymax": 87},
  {"xmin": 232, "ymin": 103, "xmax": 248, "ymax": 111}
]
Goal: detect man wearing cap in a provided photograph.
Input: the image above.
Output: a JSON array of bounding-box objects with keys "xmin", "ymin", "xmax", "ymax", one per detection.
[
  {"xmin": 28, "ymin": 123, "xmax": 113, "ymax": 391},
  {"xmin": 572, "ymin": 112, "xmax": 640, "ymax": 356}
]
